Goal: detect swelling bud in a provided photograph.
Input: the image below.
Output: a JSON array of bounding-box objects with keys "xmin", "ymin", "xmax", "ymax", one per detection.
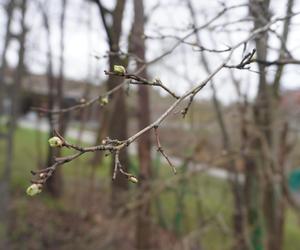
[
  {"xmin": 128, "ymin": 176, "xmax": 138, "ymax": 184},
  {"xmin": 99, "ymin": 96, "xmax": 109, "ymax": 106},
  {"xmin": 48, "ymin": 136, "xmax": 63, "ymax": 147},
  {"xmin": 113, "ymin": 65, "xmax": 126, "ymax": 75},
  {"xmin": 26, "ymin": 184, "xmax": 42, "ymax": 196}
]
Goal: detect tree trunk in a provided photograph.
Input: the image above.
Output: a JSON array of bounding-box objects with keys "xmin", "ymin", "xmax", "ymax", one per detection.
[
  {"xmin": 92, "ymin": 0, "xmax": 130, "ymax": 212},
  {"xmin": 108, "ymin": 70, "xmax": 130, "ymax": 211},
  {"xmin": 0, "ymin": 0, "xmax": 27, "ymax": 248},
  {"xmin": 186, "ymin": 1, "xmax": 248, "ymax": 248},
  {"xmin": 40, "ymin": 4, "xmax": 63, "ymax": 197},
  {"xmin": 0, "ymin": 3, "xmax": 15, "ymax": 246},
  {"xmin": 131, "ymin": 0, "xmax": 152, "ymax": 249},
  {"xmin": 0, "ymin": 0, "xmax": 14, "ymax": 117},
  {"xmin": 47, "ymin": 0, "xmax": 68, "ymax": 197},
  {"xmin": 57, "ymin": 0, "xmax": 68, "ymax": 136},
  {"xmin": 248, "ymin": 1, "xmax": 286, "ymax": 250}
]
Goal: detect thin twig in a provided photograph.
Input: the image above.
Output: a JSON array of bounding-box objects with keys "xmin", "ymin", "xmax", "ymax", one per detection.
[
  {"xmin": 31, "ymin": 80, "xmax": 126, "ymax": 114},
  {"xmin": 29, "ymin": 15, "xmax": 296, "ymax": 187},
  {"xmin": 104, "ymin": 70, "xmax": 180, "ymax": 99},
  {"xmin": 154, "ymin": 126, "xmax": 176, "ymax": 174}
]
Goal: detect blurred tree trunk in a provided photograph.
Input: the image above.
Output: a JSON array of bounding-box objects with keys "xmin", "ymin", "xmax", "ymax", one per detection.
[
  {"xmin": 246, "ymin": 1, "xmax": 271, "ymax": 250},
  {"xmin": 46, "ymin": 0, "xmax": 68, "ymax": 197},
  {"xmin": 0, "ymin": 0, "xmax": 14, "ymax": 117},
  {"xmin": 130, "ymin": 0, "xmax": 152, "ymax": 249},
  {"xmin": 269, "ymin": 2, "xmax": 294, "ymax": 247},
  {"xmin": 92, "ymin": 0, "xmax": 129, "ymax": 212},
  {"xmin": 78, "ymin": 3, "xmax": 93, "ymax": 144},
  {"xmin": 0, "ymin": 1, "xmax": 14, "ymax": 243},
  {"xmin": 186, "ymin": 1, "xmax": 248, "ymax": 249},
  {"xmin": 40, "ymin": 4, "xmax": 63, "ymax": 197},
  {"xmin": 57, "ymin": 0, "xmax": 68, "ymax": 137},
  {"xmin": 246, "ymin": 1, "xmax": 293, "ymax": 249},
  {"xmin": 0, "ymin": 0, "xmax": 27, "ymax": 247},
  {"xmin": 0, "ymin": 1, "xmax": 15, "ymax": 248}
]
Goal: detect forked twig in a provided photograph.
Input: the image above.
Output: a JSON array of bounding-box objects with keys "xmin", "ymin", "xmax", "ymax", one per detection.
[{"xmin": 154, "ymin": 126, "xmax": 176, "ymax": 174}]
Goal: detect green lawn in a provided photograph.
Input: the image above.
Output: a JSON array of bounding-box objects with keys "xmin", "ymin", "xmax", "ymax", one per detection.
[{"xmin": 1, "ymin": 126, "xmax": 300, "ymax": 250}]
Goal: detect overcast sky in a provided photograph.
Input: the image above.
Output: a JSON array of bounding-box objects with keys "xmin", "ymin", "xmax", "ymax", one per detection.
[{"xmin": 1, "ymin": 0, "xmax": 300, "ymax": 104}]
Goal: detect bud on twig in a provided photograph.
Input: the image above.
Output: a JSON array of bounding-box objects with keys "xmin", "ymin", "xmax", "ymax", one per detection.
[
  {"xmin": 153, "ymin": 77, "xmax": 160, "ymax": 82},
  {"xmin": 99, "ymin": 96, "xmax": 109, "ymax": 106},
  {"xmin": 39, "ymin": 173, "xmax": 46, "ymax": 178},
  {"xmin": 26, "ymin": 184, "xmax": 42, "ymax": 196},
  {"xmin": 113, "ymin": 65, "xmax": 126, "ymax": 75},
  {"xmin": 48, "ymin": 136, "xmax": 63, "ymax": 147},
  {"xmin": 128, "ymin": 175, "xmax": 138, "ymax": 184}
]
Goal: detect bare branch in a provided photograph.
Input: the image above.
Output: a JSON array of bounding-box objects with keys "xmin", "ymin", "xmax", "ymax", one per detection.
[
  {"xmin": 154, "ymin": 126, "xmax": 176, "ymax": 174},
  {"xmin": 28, "ymin": 14, "xmax": 298, "ymax": 189},
  {"xmin": 104, "ymin": 70, "xmax": 180, "ymax": 99},
  {"xmin": 31, "ymin": 80, "xmax": 127, "ymax": 114}
]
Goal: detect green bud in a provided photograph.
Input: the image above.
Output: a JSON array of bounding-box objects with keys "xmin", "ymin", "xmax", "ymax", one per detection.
[
  {"xmin": 26, "ymin": 184, "xmax": 42, "ymax": 196},
  {"xmin": 48, "ymin": 136, "xmax": 63, "ymax": 147},
  {"xmin": 99, "ymin": 96, "xmax": 109, "ymax": 106},
  {"xmin": 113, "ymin": 65, "xmax": 126, "ymax": 75},
  {"xmin": 128, "ymin": 176, "xmax": 138, "ymax": 184}
]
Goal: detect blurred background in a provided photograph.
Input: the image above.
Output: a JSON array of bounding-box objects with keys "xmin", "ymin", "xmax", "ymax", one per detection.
[{"xmin": 1, "ymin": 0, "xmax": 300, "ymax": 249}]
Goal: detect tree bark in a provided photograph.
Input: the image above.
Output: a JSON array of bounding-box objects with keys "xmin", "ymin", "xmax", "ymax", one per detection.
[
  {"xmin": 92, "ymin": 0, "xmax": 130, "ymax": 212},
  {"xmin": 40, "ymin": 3, "xmax": 63, "ymax": 197},
  {"xmin": 0, "ymin": 1, "xmax": 14, "ymax": 245},
  {"xmin": 186, "ymin": 1, "xmax": 248, "ymax": 249},
  {"xmin": 45, "ymin": 0, "xmax": 68, "ymax": 198},
  {"xmin": 0, "ymin": 0, "xmax": 27, "ymax": 248},
  {"xmin": 57, "ymin": 0, "xmax": 68, "ymax": 136},
  {"xmin": 248, "ymin": 1, "xmax": 286, "ymax": 250},
  {"xmin": 0, "ymin": 0, "xmax": 14, "ymax": 117},
  {"xmin": 130, "ymin": 0, "xmax": 152, "ymax": 249}
]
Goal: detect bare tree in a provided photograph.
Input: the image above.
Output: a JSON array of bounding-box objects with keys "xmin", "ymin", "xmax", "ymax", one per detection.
[
  {"xmin": 130, "ymin": 0, "xmax": 152, "ymax": 249},
  {"xmin": 0, "ymin": 2, "xmax": 15, "ymax": 247},
  {"xmin": 185, "ymin": 1, "xmax": 248, "ymax": 249},
  {"xmin": 39, "ymin": 1, "xmax": 63, "ymax": 197},
  {"xmin": 44, "ymin": 0, "xmax": 68, "ymax": 197},
  {"xmin": 91, "ymin": 0, "xmax": 130, "ymax": 211},
  {"xmin": 0, "ymin": 0, "xmax": 27, "ymax": 247},
  {"xmin": 57, "ymin": 0, "xmax": 68, "ymax": 136},
  {"xmin": 246, "ymin": 1, "xmax": 295, "ymax": 249},
  {"xmin": 26, "ymin": 2, "xmax": 300, "ymax": 249},
  {"xmin": 0, "ymin": 0, "xmax": 14, "ymax": 117}
]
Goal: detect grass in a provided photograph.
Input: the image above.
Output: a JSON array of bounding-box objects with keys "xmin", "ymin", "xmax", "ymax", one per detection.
[
  {"xmin": 1, "ymin": 126, "xmax": 300, "ymax": 249},
  {"xmin": 151, "ymin": 156, "xmax": 233, "ymax": 249}
]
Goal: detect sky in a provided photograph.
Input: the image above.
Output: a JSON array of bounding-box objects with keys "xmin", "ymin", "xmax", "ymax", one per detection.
[{"xmin": 1, "ymin": 0, "xmax": 300, "ymax": 104}]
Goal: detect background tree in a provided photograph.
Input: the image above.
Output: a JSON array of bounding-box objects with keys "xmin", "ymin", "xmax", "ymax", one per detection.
[
  {"xmin": 39, "ymin": 1, "xmax": 64, "ymax": 197},
  {"xmin": 91, "ymin": 0, "xmax": 130, "ymax": 212},
  {"xmin": 130, "ymin": 0, "xmax": 152, "ymax": 249},
  {"xmin": 245, "ymin": 0, "xmax": 294, "ymax": 249},
  {"xmin": 0, "ymin": 0, "xmax": 27, "ymax": 247},
  {"xmin": 2, "ymin": 1, "xmax": 300, "ymax": 249},
  {"xmin": 186, "ymin": 1, "xmax": 248, "ymax": 249}
]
